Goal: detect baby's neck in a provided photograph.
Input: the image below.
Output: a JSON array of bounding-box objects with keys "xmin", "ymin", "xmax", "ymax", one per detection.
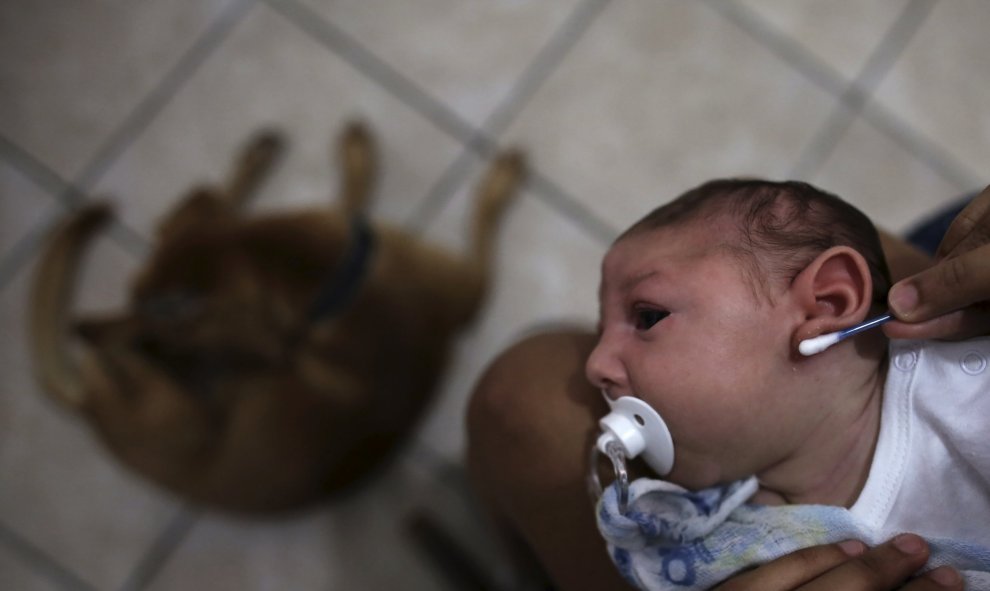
[{"xmin": 752, "ymin": 352, "xmax": 887, "ymax": 508}]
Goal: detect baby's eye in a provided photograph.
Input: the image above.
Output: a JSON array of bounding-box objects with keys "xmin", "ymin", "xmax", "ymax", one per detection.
[{"xmin": 634, "ymin": 308, "xmax": 669, "ymax": 330}]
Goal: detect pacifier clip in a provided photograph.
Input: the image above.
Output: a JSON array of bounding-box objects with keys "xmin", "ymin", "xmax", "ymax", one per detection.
[{"xmin": 588, "ymin": 394, "xmax": 675, "ymax": 514}]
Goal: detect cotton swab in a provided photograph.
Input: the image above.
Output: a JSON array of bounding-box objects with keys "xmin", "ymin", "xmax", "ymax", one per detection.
[{"xmin": 798, "ymin": 313, "xmax": 893, "ymax": 356}]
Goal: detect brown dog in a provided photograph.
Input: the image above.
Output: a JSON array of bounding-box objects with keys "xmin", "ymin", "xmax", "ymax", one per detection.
[{"xmin": 30, "ymin": 122, "xmax": 524, "ymax": 514}]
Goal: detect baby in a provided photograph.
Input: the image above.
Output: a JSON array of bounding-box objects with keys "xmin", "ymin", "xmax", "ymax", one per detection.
[{"xmin": 586, "ymin": 179, "xmax": 990, "ymax": 590}]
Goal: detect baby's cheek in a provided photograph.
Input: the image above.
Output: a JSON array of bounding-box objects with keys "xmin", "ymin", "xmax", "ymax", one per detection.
[
  {"xmin": 664, "ymin": 446, "xmax": 723, "ymax": 490},
  {"xmin": 669, "ymin": 398, "xmax": 766, "ymax": 472}
]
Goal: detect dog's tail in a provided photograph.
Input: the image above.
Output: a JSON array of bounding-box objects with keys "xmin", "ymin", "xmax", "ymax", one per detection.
[{"xmin": 29, "ymin": 203, "xmax": 112, "ymax": 408}]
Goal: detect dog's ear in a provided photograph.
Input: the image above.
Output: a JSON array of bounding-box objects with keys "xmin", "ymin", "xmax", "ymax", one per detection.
[{"xmin": 156, "ymin": 188, "xmax": 228, "ymax": 240}]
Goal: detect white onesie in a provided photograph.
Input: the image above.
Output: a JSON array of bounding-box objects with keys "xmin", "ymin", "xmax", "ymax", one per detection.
[{"xmin": 851, "ymin": 337, "xmax": 990, "ymax": 545}]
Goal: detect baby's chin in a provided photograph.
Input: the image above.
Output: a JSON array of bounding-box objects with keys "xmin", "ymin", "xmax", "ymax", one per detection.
[
  {"xmin": 748, "ymin": 487, "xmax": 788, "ymax": 506},
  {"xmin": 661, "ymin": 458, "xmax": 725, "ymax": 491}
]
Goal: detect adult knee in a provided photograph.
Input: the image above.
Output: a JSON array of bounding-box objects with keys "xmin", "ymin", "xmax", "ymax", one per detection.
[
  {"xmin": 468, "ymin": 330, "xmax": 591, "ymax": 441},
  {"xmin": 466, "ymin": 329, "xmax": 600, "ymax": 490}
]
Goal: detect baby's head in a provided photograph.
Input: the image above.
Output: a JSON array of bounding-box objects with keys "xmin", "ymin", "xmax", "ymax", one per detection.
[
  {"xmin": 619, "ymin": 178, "xmax": 891, "ymax": 311},
  {"xmin": 587, "ymin": 179, "xmax": 890, "ymax": 488}
]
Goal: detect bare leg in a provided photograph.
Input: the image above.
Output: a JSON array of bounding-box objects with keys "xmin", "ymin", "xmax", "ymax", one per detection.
[{"xmin": 466, "ymin": 329, "xmax": 635, "ymax": 590}]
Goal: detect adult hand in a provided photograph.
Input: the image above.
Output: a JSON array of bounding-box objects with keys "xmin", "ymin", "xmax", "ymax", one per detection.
[
  {"xmin": 713, "ymin": 534, "xmax": 962, "ymax": 591},
  {"xmin": 885, "ymin": 185, "xmax": 990, "ymax": 340}
]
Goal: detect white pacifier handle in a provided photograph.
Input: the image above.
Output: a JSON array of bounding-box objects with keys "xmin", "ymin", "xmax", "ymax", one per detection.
[{"xmin": 596, "ymin": 394, "xmax": 675, "ymax": 476}]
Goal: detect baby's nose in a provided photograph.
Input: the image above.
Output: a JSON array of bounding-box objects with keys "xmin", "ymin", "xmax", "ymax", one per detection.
[{"xmin": 585, "ymin": 339, "xmax": 627, "ymax": 395}]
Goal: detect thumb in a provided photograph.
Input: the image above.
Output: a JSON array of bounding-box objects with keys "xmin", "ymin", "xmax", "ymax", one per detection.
[{"xmin": 888, "ymin": 244, "xmax": 990, "ymax": 323}]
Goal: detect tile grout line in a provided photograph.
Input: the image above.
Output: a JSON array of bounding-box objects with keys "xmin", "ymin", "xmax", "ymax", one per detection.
[
  {"xmin": 0, "ymin": 139, "xmax": 152, "ymax": 293},
  {"xmin": 0, "ymin": 0, "xmax": 255, "ymax": 294},
  {"xmin": 858, "ymin": 95, "xmax": 984, "ymax": 191},
  {"xmin": 405, "ymin": 0, "xmax": 613, "ymax": 233},
  {"xmin": 704, "ymin": 0, "xmax": 850, "ymax": 99},
  {"xmin": 708, "ymin": 0, "xmax": 981, "ymax": 191},
  {"xmin": 0, "ymin": 133, "xmax": 79, "ymax": 293},
  {"xmin": 0, "ymin": 204, "xmax": 63, "ymax": 293},
  {"xmin": 71, "ymin": 0, "xmax": 260, "ymax": 197},
  {"xmin": 263, "ymin": 0, "xmax": 478, "ymax": 147},
  {"xmin": 483, "ymin": 0, "xmax": 612, "ymax": 139},
  {"xmin": 0, "ymin": 133, "xmax": 81, "ymax": 201},
  {"xmin": 788, "ymin": 0, "xmax": 937, "ymax": 180},
  {"xmin": 0, "ymin": 519, "xmax": 98, "ymax": 591},
  {"xmin": 527, "ymin": 169, "xmax": 619, "ymax": 244},
  {"xmin": 836, "ymin": 0, "xmax": 981, "ymax": 190},
  {"xmin": 0, "ymin": 133, "xmax": 94, "ymax": 293},
  {"xmin": 840, "ymin": 0, "xmax": 937, "ymax": 113},
  {"xmin": 116, "ymin": 506, "xmax": 201, "ymax": 591},
  {"xmin": 267, "ymin": 0, "xmax": 617, "ymax": 246},
  {"xmin": 0, "ymin": 200, "xmax": 149, "ymax": 296}
]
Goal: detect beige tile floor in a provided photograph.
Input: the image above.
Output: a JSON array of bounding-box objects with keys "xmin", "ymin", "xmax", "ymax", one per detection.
[{"xmin": 1, "ymin": 0, "xmax": 987, "ymax": 589}]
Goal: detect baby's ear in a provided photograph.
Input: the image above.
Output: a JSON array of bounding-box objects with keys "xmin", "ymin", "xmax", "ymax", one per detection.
[{"xmin": 790, "ymin": 246, "xmax": 874, "ymax": 352}]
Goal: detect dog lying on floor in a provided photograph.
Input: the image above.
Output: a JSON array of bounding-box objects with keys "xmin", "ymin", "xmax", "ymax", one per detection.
[{"xmin": 30, "ymin": 122, "xmax": 524, "ymax": 514}]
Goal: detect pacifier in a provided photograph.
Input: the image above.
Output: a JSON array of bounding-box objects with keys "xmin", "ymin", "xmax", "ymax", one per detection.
[
  {"xmin": 588, "ymin": 392, "xmax": 675, "ymax": 514},
  {"xmin": 597, "ymin": 393, "xmax": 675, "ymax": 475}
]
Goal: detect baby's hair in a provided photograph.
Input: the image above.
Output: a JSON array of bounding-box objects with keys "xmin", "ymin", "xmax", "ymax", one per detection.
[{"xmin": 622, "ymin": 178, "xmax": 891, "ymax": 307}]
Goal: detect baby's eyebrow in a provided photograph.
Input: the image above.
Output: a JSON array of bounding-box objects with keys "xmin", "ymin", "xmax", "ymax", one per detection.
[{"xmin": 621, "ymin": 270, "xmax": 661, "ymax": 293}]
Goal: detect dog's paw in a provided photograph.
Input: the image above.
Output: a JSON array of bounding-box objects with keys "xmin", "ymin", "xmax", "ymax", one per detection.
[{"xmin": 477, "ymin": 149, "xmax": 526, "ymax": 216}]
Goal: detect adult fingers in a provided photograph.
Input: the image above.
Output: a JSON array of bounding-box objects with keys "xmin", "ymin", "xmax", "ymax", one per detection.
[
  {"xmin": 884, "ymin": 305, "xmax": 990, "ymax": 341},
  {"xmin": 713, "ymin": 535, "xmax": 964, "ymax": 591},
  {"xmin": 795, "ymin": 534, "xmax": 936, "ymax": 591},
  {"xmin": 713, "ymin": 540, "xmax": 867, "ymax": 591},
  {"xmin": 936, "ymin": 185, "xmax": 990, "ymax": 260},
  {"xmin": 908, "ymin": 566, "xmax": 966, "ymax": 590},
  {"xmin": 888, "ymin": 243, "xmax": 990, "ymax": 332}
]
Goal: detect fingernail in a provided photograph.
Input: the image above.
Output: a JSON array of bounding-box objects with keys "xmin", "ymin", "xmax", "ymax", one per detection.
[
  {"xmin": 838, "ymin": 539, "xmax": 866, "ymax": 556},
  {"xmin": 889, "ymin": 284, "xmax": 919, "ymax": 316},
  {"xmin": 893, "ymin": 533, "xmax": 925, "ymax": 555},
  {"xmin": 927, "ymin": 566, "xmax": 961, "ymax": 587}
]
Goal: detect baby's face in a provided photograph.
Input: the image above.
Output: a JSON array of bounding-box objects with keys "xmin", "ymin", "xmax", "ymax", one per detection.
[{"xmin": 587, "ymin": 222, "xmax": 807, "ymax": 489}]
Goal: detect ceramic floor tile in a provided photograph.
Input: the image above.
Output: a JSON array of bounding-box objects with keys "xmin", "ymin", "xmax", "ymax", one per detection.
[
  {"xmin": 871, "ymin": 0, "xmax": 989, "ymax": 185},
  {"xmin": 502, "ymin": 0, "xmax": 838, "ymax": 233},
  {"xmin": 0, "ymin": 162, "xmax": 56, "ymax": 259},
  {"xmin": 731, "ymin": 0, "xmax": 911, "ymax": 82},
  {"xmin": 0, "ymin": 0, "xmax": 231, "ymax": 181},
  {"xmin": 148, "ymin": 457, "xmax": 456, "ymax": 591},
  {"xmin": 0, "ymin": 540, "xmax": 70, "ymax": 591},
  {"xmin": 811, "ymin": 116, "xmax": 968, "ymax": 237},
  {"xmin": 0, "ymin": 231, "xmax": 177, "ymax": 590},
  {"xmin": 295, "ymin": 0, "xmax": 581, "ymax": 128},
  {"xmin": 413, "ymin": 161, "xmax": 603, "ymax": 459},
  {"xmin": 93, "ymin": 2, "xmax": 466, "ymax": 241}
]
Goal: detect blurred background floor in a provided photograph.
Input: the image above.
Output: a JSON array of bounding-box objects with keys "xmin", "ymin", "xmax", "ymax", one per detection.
[{"xmin": 1, "ymin": 0, "xmax": 987, "ymax": 589}]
